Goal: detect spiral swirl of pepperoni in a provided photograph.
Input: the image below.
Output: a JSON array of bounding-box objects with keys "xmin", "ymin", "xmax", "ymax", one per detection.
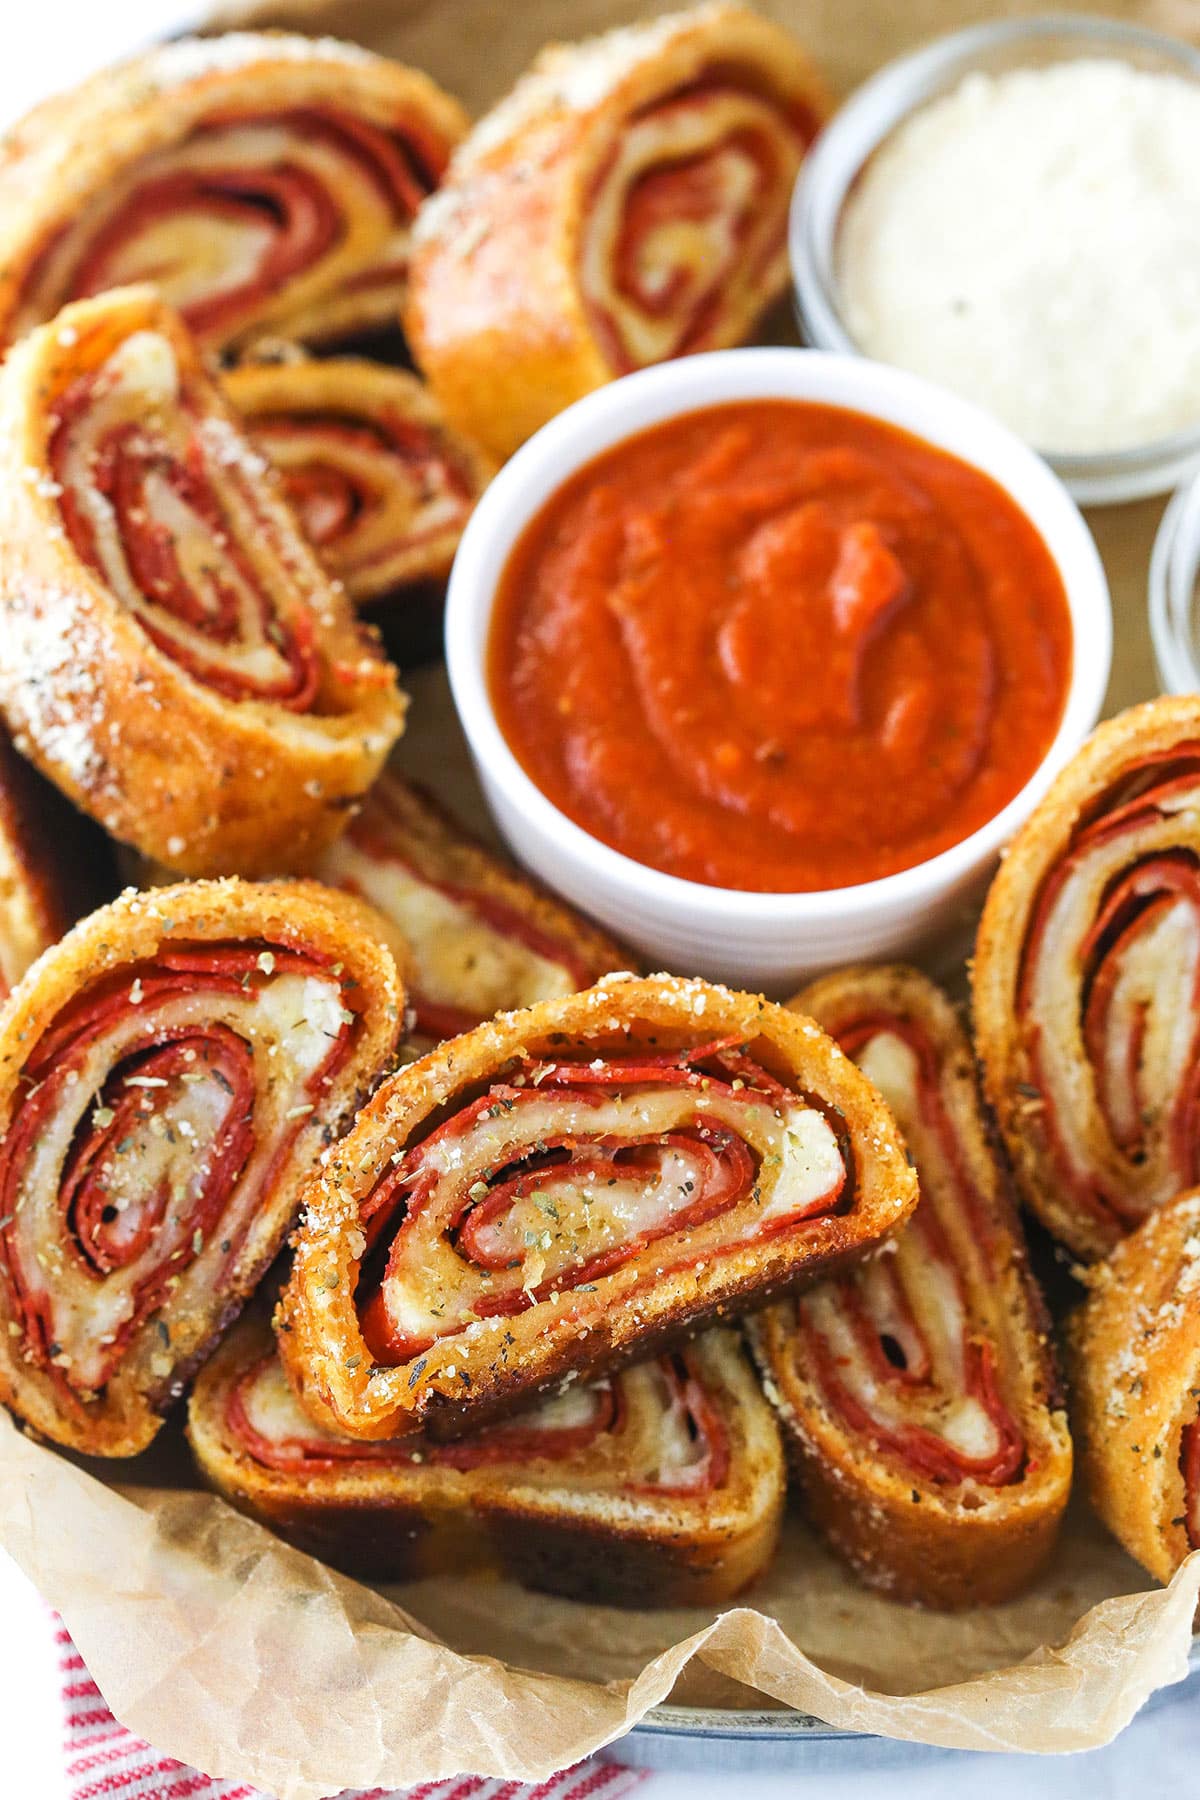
[
  {"xmin": 11, "ymin": 84, "xmax": 461, "ymax": 353},
  {"xmin": 50, "ymin": 328, "xmax": 322, "ymax": 706},
  {"xmin": 356, "ymin": 1037, "xmax": 848, "ymax": 1364},
  {"xmin": 581, "ymin": 75, "xmax": 818, "ymax": 374},
  {"xmin": 0, "ymin": 942, "xmax": 356, "ymax": 1401},
  {"xmin": 405, "ymin": 11, "xmax": 830, "ymax": 463},
  {"xmin": 794, "ymin": 1008, "xmax": 1026, "ymax": 1487},
  {"xmin": 225, "ymin": 361, "xmax": 492, "ymax": 605},
  {"xmin": 976, "ymin": 711, "xmax": 1200, "ymax": 1259},
  {"xmin": 1019, "ymin": 752, "xmax": 1200, "ymax": 1235}
]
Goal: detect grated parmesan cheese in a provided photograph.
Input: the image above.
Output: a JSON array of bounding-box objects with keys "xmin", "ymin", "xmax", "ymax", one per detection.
[{"xmin": 837, "ymin": 59, "xmax": 1200, "ymax": 455}]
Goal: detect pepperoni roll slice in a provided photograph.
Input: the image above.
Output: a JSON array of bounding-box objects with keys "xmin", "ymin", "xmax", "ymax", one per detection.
[
  {"xmin": 190, "ymin": 1312, "xmax": 783, "ymax": 1606},
  {"xmin": 0, "ymin": 730, "xmax": 115, "ymax": 1000},
  {"xmin": 1070, "ymin": 1190, "xmax": 1200, "ymax": 1585},
  {"xmin": 749, "ymin": 966, "xmax": 1072, "ymax": 1608},
  {"xmin": 315, "ymin": 770, "xmax": 627, "ymax": 1054},
  {"xmin": 0, "ymin": 288, "xmax": 406, "ymax": 877},
  {"xmin": 278, "ymin": 974, "xmax": 916, "ymax": 1441},
  {"xmin": 0, "ymin": 879, "xmax": 403, "ymax": 1456},
  {"xmin": 406, "ymin": 3, "xmax": 829, "ymax": 460},
  {"xmin": 0, "ymin": 34, "xmax": 467, "ymax": 355},
  {"xmin": 223, "ymin": 359, "xmax": 493, "ymax": 608},
  {"xmin": 975, "ymin": 697, "xmax": 1200, "ymax": 1262}
]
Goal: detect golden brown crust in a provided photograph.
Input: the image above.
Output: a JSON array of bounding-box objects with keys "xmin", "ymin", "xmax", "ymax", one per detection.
[
  {"xmin": 406, "ymin": 3, "xmax": 831, "ymax": 460},
  {"xmin": 188, "ymin": 1311, "xmax": 784, "ymax": 1605},
  {"xmin": 1069, "ymin": 1190, "xmax": 1200, "ymax": 1584},
  {"xmin": 278, "ymin": 973, "xmax": 917, "ymax": 1440},
  {"xmin": 0, "ymin": 878, "xmax": 404, "ymax": 1456},
  {"xmin": 223, "ymin": 358, "xmax": 495, "ymax": 603},
  {"xmin": 315, "ymin": 767, "xmax": 632, "ymax": 1048},
  {"xmin": 0, "ymin": 288, "xmax": 407, "ymax": 877},
  {"xmin": 0, "ymin": 730, "xmax": 115, "ymax": 997},
  {"xmin": 749, "ymin": 964, "xmax": 1073, "ymax": 1609},
  {"xmin": 974, "ymin": 696, "xmax": 1200, "ymax": 1261},
  {"xmin": 0, "ymin": 33, "xmax": 468, "ymax": 353}
]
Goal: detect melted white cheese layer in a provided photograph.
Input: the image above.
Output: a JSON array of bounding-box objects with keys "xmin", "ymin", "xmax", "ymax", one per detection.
[
  {"xmin": 1025, "ymin": 786, "xmax": 1200, "ymax": 1219},
  {"xmin": 8, "ymin": 968, "xmax": 345, "ymax": 1390},
  {"xmin": 319, "ymin": 833, "xmax": 576, "ymax": 1019},
  {"xmin": 580, "ymin": 88, "xmax": 797, "ymax": 366},
  {"xmin": 381, "ymin": 1083, "xmax": 842, "ymax": 1347},
  {"xmin": 57, "ymin": 329, "xmax": 307, "ymax": 695},
  {"xmin": 799, "ymin": 1027, "xmax": 1003, "ymax": 1469}
]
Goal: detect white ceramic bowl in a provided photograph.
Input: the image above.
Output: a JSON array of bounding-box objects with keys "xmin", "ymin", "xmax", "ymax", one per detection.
[{"xmin": 446, "ymin": 348, "xmax": 1112, "ymax": 990}]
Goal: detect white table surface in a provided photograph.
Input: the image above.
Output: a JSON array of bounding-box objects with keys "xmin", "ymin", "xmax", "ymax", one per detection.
[
  {"xmin": 1, "ymin": 7, "xmax": 1199, "ymax": 1797},
  {"xmin": 1, "ymin": 1552, "xmax": 68, "ymax": 1800}
]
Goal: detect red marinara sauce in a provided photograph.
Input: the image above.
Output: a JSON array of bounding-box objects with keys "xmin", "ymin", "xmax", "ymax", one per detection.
[{"xmin": 487, "ymin": 400, "xmax": 1074, "ymax": 893}]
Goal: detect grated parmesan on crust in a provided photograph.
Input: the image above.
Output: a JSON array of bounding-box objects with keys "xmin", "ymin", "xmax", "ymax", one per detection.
[{"xmin": 84, "ymin": 31, "xmax": 381, "ymax": 93}]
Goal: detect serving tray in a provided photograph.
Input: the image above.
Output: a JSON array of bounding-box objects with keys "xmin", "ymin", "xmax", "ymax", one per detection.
[
  {"xmin": 0, "ymin": 0, "xmax": 1185, "ymax": 1779},
  {"xmin": 226, "ymin": 0, "xmax": 1182, "ymax": 1766}
]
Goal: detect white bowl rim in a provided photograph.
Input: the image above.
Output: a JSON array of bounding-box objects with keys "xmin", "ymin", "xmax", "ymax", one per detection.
[{"xmin": 446, "ymin": 346, "xmax": 1112, "ymax": 927}]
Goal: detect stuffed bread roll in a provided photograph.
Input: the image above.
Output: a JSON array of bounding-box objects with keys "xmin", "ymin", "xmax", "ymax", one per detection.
[
  {"xmin": 975, "ymin": 698, "xmax": 1200, "ymax": 1261},
  {"xmin": 0, "ymin": 34, "xmax": 467, "ymax": 354},
  {"xmin": 406, "ymin": 3, "xmax": 830, "ymax": 460},
  {"xmin": 190, "ymin": 1312, "xmax": 783, "ymax": 1606},
  {"xmin": 0, "ymin": 288, "xmax": 406, "ymax": 877},
  {"xmin": 223, "ymin": 359, "xmax": 493, "ymax": 607},
  {"xmin": 750, "ymin": 966, "xmax": 1072, "ymax": 1608},
  {"xmin": 278, "ymin": 974, "xmax": 917, "ymax": 1441},
  {"xmin": 0, "ymin": 879, "xmax": 403, "ymax": 1456},
  {"xmin": 314, "ymin": 769, "xmax": 628, "ymax": 1053},
  {"xmin": 1070, "ymin": 1190, "xmax": 1200, "ymax": 1584},
  {"xmin": 0, "ymin": 730, "xmax": 114, "ymax": 999}
]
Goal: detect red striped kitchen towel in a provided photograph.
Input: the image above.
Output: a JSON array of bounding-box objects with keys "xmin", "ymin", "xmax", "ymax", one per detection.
[{"xmin": 55, "ymin": 1618, "xmax": 648, "ymax": 1800}]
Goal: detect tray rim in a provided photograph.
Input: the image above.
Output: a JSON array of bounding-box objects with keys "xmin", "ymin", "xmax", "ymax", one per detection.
[
  {"xmin": 630, "ymin": 1636, "xmax": 1200, "ymax": 1744},
  {"xmin": 49, "ymin": 2, "xmax": 1189, "ymax": 1769},
  {"xmin": 635, "ymin": 1703, "xmax": 847, "ymax": 1741}
]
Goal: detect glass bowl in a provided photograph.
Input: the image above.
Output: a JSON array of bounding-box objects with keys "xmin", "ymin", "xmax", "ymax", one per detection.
[
  {"xmin": 1150, "ymin": 468, "xmax": 1200, "ymax": 692},
  {"xmin": 790, "ymin": 13, "xmax": 1200, "ymax": 506}
]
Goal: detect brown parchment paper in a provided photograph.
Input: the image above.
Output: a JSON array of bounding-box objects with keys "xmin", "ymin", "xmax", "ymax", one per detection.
[{"xmin": 5, "ymin": 1, "xmax": 1200, "ymax": 1793}]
